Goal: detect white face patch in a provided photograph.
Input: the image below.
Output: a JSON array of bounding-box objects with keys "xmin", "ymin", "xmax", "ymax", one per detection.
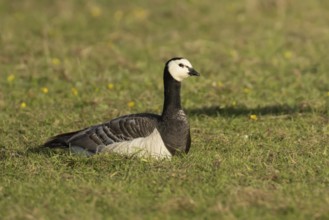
[{"xmin": 167, "ymin": 58, "xmax": 193, "ymax": 82}]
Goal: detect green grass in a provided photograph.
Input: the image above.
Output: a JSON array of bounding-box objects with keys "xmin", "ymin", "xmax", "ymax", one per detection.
[{"xmin": 1, "ymin": 0, "xmax": 329, "ymax": 219}]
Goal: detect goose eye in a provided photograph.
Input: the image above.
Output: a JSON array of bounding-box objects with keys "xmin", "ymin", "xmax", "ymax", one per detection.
[{"xmin": 178, "ymin": 63, "xmax": 184, "ymax": 68}]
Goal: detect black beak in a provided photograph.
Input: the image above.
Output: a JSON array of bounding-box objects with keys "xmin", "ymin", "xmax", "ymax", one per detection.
[{"xmin": 188, "ymin": 67, "xmax": 200, "ymax": 76}]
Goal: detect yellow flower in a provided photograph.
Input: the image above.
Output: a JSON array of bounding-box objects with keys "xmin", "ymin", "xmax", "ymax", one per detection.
[
  {"xmin": 283, "ymin": 51, "xmax": 293, "ymax": 59},
  {"xmin": 41, "ymin": 87, "xmax": 48, "ymax": 94},
  {"xmin": 132, "ymin": 8, "xmax": 149, "ymax": 20},
  {"xmin": 243, "ymin": 88, "xmax": 251, "ymax": 94},
  {"xmin": 71, "ymin": 87, "xmax": 78, "ymax": 96},
  {"xmin": 217, "ymin": 81, "xmax": 224, "ymax": 88},
  {"xmin": 107, "ymin": 83, "xmax": 114, "ymax": 90},
  {"xmin": 20, "ymin": 102, "xmax": 27, "ymax": 109},
  {"xmin": 51, "ymin": 58, "xmax": 61, "ymax": 66},
  {"xmin": 7, "ymin": 74, "xmax": 15, "ymax": 82},
  {"xmin": 229, "ymin": 49, "xmax": 239, "ymax": 59},
  {"xmin": 249, "ymin": 114, "xmax": 258, "ymax": 120},
  {"xmin": 90, "ymin": 6, "xmax": 102, "ymax": 17},
  {"xmin": 128, "ymin": 101, "xmax": 135, "ymax": 108}
]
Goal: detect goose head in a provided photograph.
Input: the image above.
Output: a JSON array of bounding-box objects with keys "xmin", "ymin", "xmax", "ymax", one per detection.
[{"xmin": 166, "ymin": 57, "xmax": 200, "ymax": 82}]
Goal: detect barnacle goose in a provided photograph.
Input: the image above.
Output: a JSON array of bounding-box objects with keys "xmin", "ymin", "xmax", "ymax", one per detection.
[{"xmin": 44, "ymin": 57, "xmax": 200, "ymax": 159}]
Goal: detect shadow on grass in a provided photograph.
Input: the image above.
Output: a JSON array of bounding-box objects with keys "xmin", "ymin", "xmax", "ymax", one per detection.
[
  {"xmin": 27, "ymin": 146, "xmax": 55, "ymax": 156},
  {"xmin": 26, "ymin": 145, "xmax": 81, "ymax": 158},
  {"xmin": 187, "ymin": 104, "xmax": 325, "ymax": 117}
]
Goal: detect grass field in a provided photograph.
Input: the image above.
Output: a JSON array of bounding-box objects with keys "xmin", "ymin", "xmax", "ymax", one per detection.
[{"xmin": 1, "ymin": 0, "xmax": 329, "ymax": 219}]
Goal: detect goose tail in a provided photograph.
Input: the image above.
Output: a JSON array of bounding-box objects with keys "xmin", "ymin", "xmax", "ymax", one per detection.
[{"xmin": 43, "ymin": 130, "xmax": 80, "ymax": 148}]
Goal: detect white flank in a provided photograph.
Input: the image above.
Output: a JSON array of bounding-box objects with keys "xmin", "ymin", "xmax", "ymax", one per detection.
[
  {"xmin": 168, "ymin": 58, "xmax": 193, "ymax": 82},
  {"xmin": 101, "ymin": 128, "xmax": 172, "ymax": 159}
]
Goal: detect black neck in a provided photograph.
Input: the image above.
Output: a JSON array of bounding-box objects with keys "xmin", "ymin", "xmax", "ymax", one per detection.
[{"xmin": 161, "ymin": 68, "xmax": 182, "ymax": 118}]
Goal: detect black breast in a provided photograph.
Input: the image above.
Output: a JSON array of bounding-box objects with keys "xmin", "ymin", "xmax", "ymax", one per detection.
[{"xmin": 158, "ymin": 110, "xmax": 191, "ymax": 155}]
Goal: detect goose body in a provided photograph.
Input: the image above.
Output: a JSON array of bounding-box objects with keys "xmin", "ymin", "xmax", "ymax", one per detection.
[{"xmin": 44, "ymin": 57, "xmax": 200, "ymax": 159}]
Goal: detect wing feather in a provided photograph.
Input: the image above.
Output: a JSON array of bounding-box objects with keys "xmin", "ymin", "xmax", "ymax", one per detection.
[{"xmin": 103, "ymin": 125, "xmax": 120, "ymax": 142}]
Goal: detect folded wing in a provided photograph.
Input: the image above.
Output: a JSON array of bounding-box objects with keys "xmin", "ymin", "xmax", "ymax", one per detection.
[{"xmin": 44, "ymin": 113, "xmax": 159, "ymax": 154}]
